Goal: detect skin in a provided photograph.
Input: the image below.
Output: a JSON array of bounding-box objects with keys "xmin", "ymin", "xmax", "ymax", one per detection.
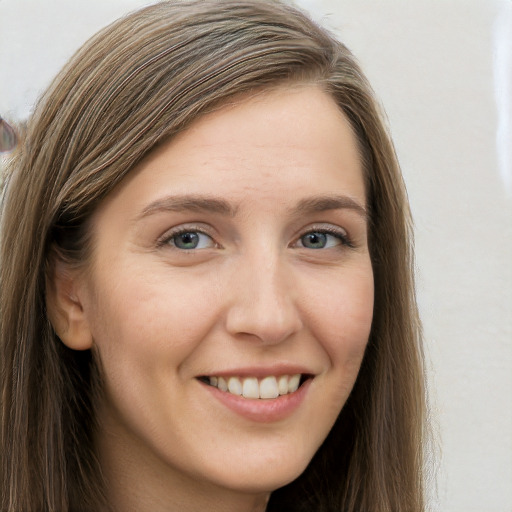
[{"xmin": 50, "ymin": 86, "xmax": 374, "ymax": 512}]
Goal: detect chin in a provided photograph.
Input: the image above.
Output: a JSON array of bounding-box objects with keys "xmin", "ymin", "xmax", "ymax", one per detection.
[{"xmin": 202, "ymin": 451, "xmax": 313, "ymax": 495}]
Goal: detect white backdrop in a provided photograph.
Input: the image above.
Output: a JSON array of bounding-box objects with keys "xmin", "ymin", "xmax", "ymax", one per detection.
[{"xmin": 1, "ymin": 1, "xmax": 511, "ymax": 511}]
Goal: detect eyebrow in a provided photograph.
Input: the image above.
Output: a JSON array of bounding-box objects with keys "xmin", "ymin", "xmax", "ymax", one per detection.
[
  {"xmin": 136, "ymin": 193, "xmax": 367, "ymax": 220},
  {"xmin": 137, "ymin": 195, "xmax": 238, "ymax": 220}
]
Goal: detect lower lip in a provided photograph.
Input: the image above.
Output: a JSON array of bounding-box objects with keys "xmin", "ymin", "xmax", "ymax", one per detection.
[{"xmin": 200, "ymin": 378, "xmax": 312, "ymax": 423}]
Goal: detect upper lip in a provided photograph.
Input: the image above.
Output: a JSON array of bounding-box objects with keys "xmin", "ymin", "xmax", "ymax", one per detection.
[{"xmin": 197, "ymin": 364, "xmax": 316, "ymax": 379}]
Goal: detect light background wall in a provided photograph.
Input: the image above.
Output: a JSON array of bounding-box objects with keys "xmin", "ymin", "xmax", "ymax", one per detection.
[{"xmin": 1, "ymin": 1, "xmax": 511, "ymax": 511}]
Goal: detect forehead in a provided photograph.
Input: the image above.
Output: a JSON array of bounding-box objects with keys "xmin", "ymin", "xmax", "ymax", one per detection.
[{"xmin": 97, "ymin": 85, "xmax": 366, "ymax": 218}]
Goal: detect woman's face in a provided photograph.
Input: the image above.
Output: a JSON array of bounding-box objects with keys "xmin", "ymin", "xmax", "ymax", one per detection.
[{"xmin": 69, "ymin": 86, "xmax": 373, "ymax": 501}]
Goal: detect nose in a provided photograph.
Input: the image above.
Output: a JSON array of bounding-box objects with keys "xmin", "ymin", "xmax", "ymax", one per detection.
[{"xmin": 224, "ymin": 253, "xmax": 303, "ymax": 345}]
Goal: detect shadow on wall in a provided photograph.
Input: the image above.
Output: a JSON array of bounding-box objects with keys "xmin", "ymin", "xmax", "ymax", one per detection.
[{"xmin": 0, "ymin": 116, "xmax": 18, "ymax": 153}]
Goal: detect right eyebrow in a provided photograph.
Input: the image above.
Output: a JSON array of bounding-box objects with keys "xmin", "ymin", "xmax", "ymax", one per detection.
[{"xmin": 136, "ymin": 194, "xmax": 239, "ymax": 220}]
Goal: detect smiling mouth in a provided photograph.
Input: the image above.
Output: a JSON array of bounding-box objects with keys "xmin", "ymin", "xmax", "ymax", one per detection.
[{"xmin": 198, "ymin": 374, "xmax": 311, "ymax": 400}]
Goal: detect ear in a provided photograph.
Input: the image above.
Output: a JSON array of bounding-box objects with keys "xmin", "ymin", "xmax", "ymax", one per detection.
[{"xmin": 45, "ymin": 255, "xmax": 93, "ymax": 351}]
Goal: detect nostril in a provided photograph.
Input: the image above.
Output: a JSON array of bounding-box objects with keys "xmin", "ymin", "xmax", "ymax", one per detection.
[{"xmin": 225, "ymin": 302, "xmax": 303, "ymax": 346}]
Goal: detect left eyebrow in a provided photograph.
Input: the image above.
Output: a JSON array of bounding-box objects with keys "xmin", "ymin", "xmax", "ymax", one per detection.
[{"xmin": 292, "ymin": 195, "xmax": 368, "ymax": 220}]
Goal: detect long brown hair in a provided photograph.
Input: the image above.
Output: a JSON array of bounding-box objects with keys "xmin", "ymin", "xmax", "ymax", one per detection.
[{"xmin": 1, "ymin": 1, "xmax": 427, "ymax": 510}]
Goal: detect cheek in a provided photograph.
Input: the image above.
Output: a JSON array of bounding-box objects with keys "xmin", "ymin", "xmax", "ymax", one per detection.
[
  {"xmin": 82, "ymin": 264, "xmax": 225, "ymax": 376},
  {"xmin": 82, "ymin": 267, "xmax": 226, "ymax": 431},
  {"xmin": 306, "ymin": 263, "xmax": 374, "ymax": 368}
]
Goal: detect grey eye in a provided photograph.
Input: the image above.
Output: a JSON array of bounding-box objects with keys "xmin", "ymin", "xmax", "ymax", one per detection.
[
  {"xmin": 171, "ymin": 231, "xmax": 214, "ymax": 250},
  {"xmin": 300, "ymin": 232, "xmax": 341, "ymax": 249}
]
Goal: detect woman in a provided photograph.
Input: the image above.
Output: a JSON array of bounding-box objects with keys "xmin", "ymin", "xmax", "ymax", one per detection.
[{"xmin": 0, "ymin": 1, "xmax": 427, "ymax": 511}]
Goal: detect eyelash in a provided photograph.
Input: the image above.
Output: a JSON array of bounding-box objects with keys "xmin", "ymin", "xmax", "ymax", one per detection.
[{"xmin": 157, "ymin": 225, "xmax": 354, "ymax": 251}]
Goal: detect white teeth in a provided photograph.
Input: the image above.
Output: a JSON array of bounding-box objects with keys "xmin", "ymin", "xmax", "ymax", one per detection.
[
  {"xmin": 217, "ymin": 376, "xmax": 228, "ymax": 392},
  {"xmin": 259, "ymin": 376, "xmax": 279, "ymax": 399},
  {"xmin": 242, "ymin": 377, "xmax": 259, "ymax": 399},
  {"xmin": 278, "ymin": 375, "xmax": 289, "ymax": 395},
  {"xmin": 228, "ymin": 377, "xmax": 243, "ymax": 395},
  {"xmin": 288, "ymin": 374, "xmax": 301, "ymax": 393},
  {"xmin": 205, "ymin": 373, "xmax": 304, "ymax": 399}
]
